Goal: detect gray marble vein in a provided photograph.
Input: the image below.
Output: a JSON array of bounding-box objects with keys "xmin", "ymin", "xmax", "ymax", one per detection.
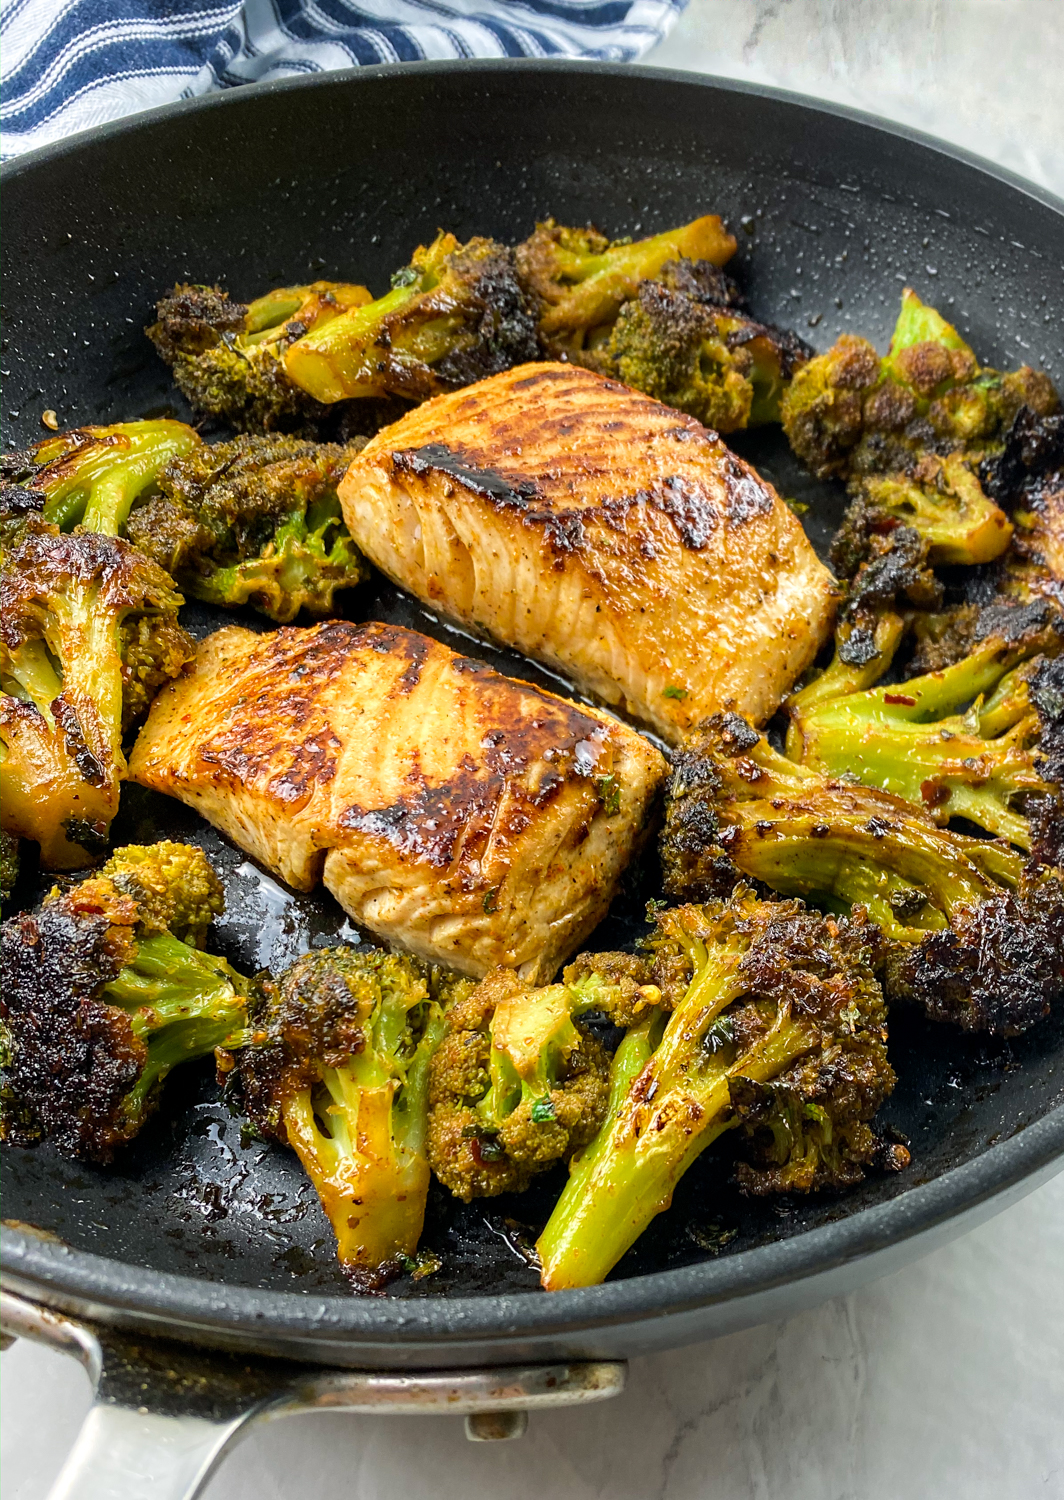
[{"xmin": 644, "ymin": 0, "xmax": 1064, "ymax": 195}]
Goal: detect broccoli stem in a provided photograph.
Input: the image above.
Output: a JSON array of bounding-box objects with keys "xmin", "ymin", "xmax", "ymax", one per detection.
[
  {"xmin": 281, "ymin": 989, "xmax": 446, "ymax": 1269},
  {"xmin": 784, "ymin": 612, "xmax": 906, "ymax": 751},
  {"xmin": 283, "ymin": 283, "xmax": 423, "ymax": 404},
  {"xmin": 857, "ymin": 460, "xmax": 1012, "ymax": 566},
  {"xmin": 104, "ymin": 931, "xmax": 250, "ymax": 1119},
  {"xmin": 2, "ymin": 639, "xmax": 63, "ymax": 722},
  {"xmin": 538, "ymin": 1005, "xmax": 817, "ymax": 1290},
  {"xmin": 789, "ymin": 636, "xmax": 1055, "ymax": 849},
  {"xmin": 38, "ymin": 422, "xmax": 201, "ymax": 534},
  {"xmin": 536, "ymin": 218, "xmax": 737, "ymax": 339},
  {"xmin": 720, "ymin": 792, "xmax": 1022, "ymax": 939}
]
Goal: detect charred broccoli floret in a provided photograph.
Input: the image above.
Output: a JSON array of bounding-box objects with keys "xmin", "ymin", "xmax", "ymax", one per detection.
[
  {"xmin": 781, "ymin": 289, "xmax": 1059, "ymax": 480},
  {"xmin": 661, "ymin": 713, "xmax": 1064, "ymax": 1034},
  {"xmin": 979, "ymin": 406, "xmax": 1064, "ymax": 606},
  {"xmin": 515, "ymin": 216, "xmax": 737, "ymax": 364},
  {"xmin": 147, "ymin": 280, "xmax": 373, "ymax": 431},
  {"xmin": 282, "ymin": 234, "xmax": 538, "ymax": 405},
  {"xmin": 0, "ymin": 842, "xmax": 250, "ymax": 1160},
  {"xmin": 606, "ymin": 272, "xmax": 812, "ymax": 432},
  {"xmin": 786, "ymin": 609, "xmax": 1063, "ymax": 849},
  {"xmin": 0, "ymin": 830, "xmax": 19, "ymax": 907},
  {"xmin": 10, "ymin": 421, "xmax": 201, "ymax": 534},
  {"xmin": 236, "ymin": 947, "xmax": 465, "ymax": 1279},
  {"xmin": 0, "ymin": 520, "xmax": 193, "ymax": 867},
  {"xmin": 536, "ymin": 890, "xmax": 901, "ymax": 1289},
  {"xmin": 426, "ymin": 957, "xmax": 658, "ymax": 1202},
  {"xmin": 841, "ymin": 451, "xmax": 1013, "ymax": 569},
  {"xmin": 125, "ymin": 434, "xmax": 368, "ymax": 622}
]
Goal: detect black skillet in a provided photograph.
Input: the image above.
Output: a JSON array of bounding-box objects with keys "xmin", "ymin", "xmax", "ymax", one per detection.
[{"xmin": 2, "ymin": 59, "xmax": 1063, "ymax": 1497}]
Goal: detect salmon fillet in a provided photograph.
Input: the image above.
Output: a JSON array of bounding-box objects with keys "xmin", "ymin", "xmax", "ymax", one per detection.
[
  {"xmin": 338, "ymin": 362, "xmax": 837, "ymax": 743},
  {"xmin": 128, "ymin": 620, "xmax": 665, "ymax": 981}
]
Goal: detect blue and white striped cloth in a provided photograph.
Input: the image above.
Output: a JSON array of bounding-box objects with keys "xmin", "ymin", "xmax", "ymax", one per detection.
[{"xmin": 1, "ymin": 0, "xmax": 686, "ymax": 160}]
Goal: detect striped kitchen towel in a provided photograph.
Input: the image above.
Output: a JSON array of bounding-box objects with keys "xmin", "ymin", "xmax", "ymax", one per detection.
[{"xmin": 1, "ymin": 0, "xmax": 686, "ymax": 160}]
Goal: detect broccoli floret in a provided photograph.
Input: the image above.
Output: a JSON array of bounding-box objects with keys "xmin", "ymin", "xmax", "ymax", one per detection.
[
  {"xmin": 426, "ymin": 958, "xmax": 658, "ymax": 1202},
  {"xmin": 14, "ymin": 421, "xmax": 201, "ymax": 534},
  {"xmin": 661, "ymin": 713, "xmax": 1064, "ymax": 1034},
  {"xmin": 606, "ymin": 275, "xmax": 812, "ymax": 432},
  {"xmin": 819, "ymin": 508, "xmax": 943, "ymax": 703},
  {"xmin": 125, "ymin": 434, "xmax": 368, "ymax": 622},
  {"xmin": 0, "ymin": 830, "xmax": 19, "ymax": 907},
  {"xmin": 843, "ymin": 452, "xmax": 1013, "ymax": 568},
  {"xmin": 0, "ymin": 520, "xmax": 193, "ymax": 867},
  {"xmin": 282, "ymin": 234, "xmax": 538, "ymax": 406},
  {"xmin": 515, "ymin": 217, "xmax": 738, "ymax": 363},
  {"xmin": 781, "ymin": 290, "xmax": 1059, "ymax": 480},
  {"xmin": 979, "ymin": 406, "xmax": 1064, "ymax": 606},
  {"xmin": 236, "ymin": 947, "xmax": 463, "ymax": 1279},
  {"xmin": 536, "ymin": 890, "xmax": 900, "ymax": 1288},
  {"xmin": 0, "ymin": 842, "xmax": 249, "ymax": 1160},
  {"xmin": 147, "ymin": 280, "xmax": 373, "ymax": 432},
  {"xmin": 786, "ymin": 609, "xmax": 1063, "ymax": 849}
]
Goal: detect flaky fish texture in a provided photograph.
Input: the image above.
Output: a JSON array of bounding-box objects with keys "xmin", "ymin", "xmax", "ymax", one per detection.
[
  {"xmin": 129, "ymin": 621, "xmax": 665, "ymax": 981},
  {"xmin": 338, "ymin": 363, "xmax": 836, "ymax": 742}
]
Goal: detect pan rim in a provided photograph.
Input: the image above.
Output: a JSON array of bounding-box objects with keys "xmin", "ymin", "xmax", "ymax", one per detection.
[
  {"xmin": 1, "ymin": 56, "xmax": 1062, "ymax": 218},
  {"xmin": 2, "ymin": 57, "xmax": 1063, "ymax": 1344},
  {"xmin": 4, "ymin": 1110, "xmax": 1062, "ymax": 1343}
]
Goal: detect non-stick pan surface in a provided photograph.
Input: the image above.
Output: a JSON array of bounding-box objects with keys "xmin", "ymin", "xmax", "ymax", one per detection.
[{"xmin": 2, "ymin": 60, "xmax": 1063, "ymax": 1365}]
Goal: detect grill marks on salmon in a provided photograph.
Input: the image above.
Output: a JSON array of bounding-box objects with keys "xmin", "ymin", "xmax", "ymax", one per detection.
[
  {"xmin": 338, "ymin": 363, "xmax": 837, "ymax": 743},
  {"xmin": 129, "ymin": 620, "xmax": 666, "ymax": 981}
]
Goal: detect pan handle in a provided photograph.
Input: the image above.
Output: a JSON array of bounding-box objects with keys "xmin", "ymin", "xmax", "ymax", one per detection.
[{"xmin": 1, "ymin": 1288, "xmax": 626, "ymax": 1500}]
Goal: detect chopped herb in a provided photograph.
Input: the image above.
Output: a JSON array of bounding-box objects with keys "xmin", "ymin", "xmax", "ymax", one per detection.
[
  {"xmin": 662, "ymin": 684, "xmax": 688, "ymax": 700},
  {"xmin": 483, "ymin": 887, "xmax": 500, "ymax": 914},
  {"xmin": 400, "ymin": 1249, "xmax": 443, "ymax": 1281},
  {"xmin": 531, "ymin": 1096, "xmax": 556, "ymax": 1124},
  {"xmin": 594, "ymin": 773, "xmax": 621, "ymax": 815}
]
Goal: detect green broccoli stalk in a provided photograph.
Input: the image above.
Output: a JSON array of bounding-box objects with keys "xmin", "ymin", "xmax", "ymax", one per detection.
[
  {"xmin": 786, "ymin": 610, "xmax": 1063, "ymax": 848},
  {"xmin": 514, "ymin": 215, "xmax": 738, "ymax": 363},
  {"xmin": 537, "ymin": 891, "xmax": 898, "ymax": 1289},
  {"xmin": 147, "ymin": 280, "xmax": 373, "ymax": 432},
  {"xmin": 18, "ymin": 421, "xmax": 202, "ymax": 534},
  {"xmin": 236, "ymin": 948, "xmax": 466, "ymax": 1277},
  {"xmin": 842, "ymin": 452, "xmax": 1013, "ymax": 568},
  {"xmin": 781, "ymin": 289, "xmax": 1059, "ymax": 480},
  {"xmin": 282, "ymin": 234, "xmax": 538, "ymax": 405},
  {"xmin": 661, "ymin": 713, "xmax": 1064, "ymax": 1034},
  {"xmin": 606, "ymin": 275, "xmax": 811, "ymax": 432},
  {"xmin": 427, "ymin": 956, "xmax": 658, "ymax": 1202},
  {"xmin": 126, "ymin": 434, "xmax": 369, "ymax": 622},
  {"xmin": 0, "ymin": 520, "xmax": 193, "ymax": 867},
  {"xmin": 0, "ymin": 842, "xmax": 251, "ymax": 1160}
]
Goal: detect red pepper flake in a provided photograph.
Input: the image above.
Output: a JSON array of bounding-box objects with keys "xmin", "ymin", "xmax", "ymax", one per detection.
[
  {"xmin": 884, "ymin": 693, "xmax": 917, "ymax": 706},
  {"xmin": 921, "ymin": 779, "xmax": 951, "ymax": 808}
]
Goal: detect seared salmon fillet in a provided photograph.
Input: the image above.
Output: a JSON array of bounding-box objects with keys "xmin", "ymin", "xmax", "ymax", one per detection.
[
  {"xmin": 129, "ymin": 620, "xmax": 665, "ymax": 981},
  {"xmin": 338, "ymin": 363, "xmax": 836, "ymax": 743}
]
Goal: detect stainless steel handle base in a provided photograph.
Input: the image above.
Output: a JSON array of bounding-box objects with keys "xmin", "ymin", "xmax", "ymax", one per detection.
[{"xmin": 1, "ymin": 1287, "xmax": 626, "ymax": 1500}]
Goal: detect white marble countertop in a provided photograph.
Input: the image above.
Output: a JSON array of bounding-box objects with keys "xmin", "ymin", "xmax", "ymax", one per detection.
[
  {"xmin": 5, "ymin": 1174, "xmax": 1063, "ymax": 1498},
  {"xmin": 3, "ymin": 4, "xmax": 1062, "ymax": 1496}
]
